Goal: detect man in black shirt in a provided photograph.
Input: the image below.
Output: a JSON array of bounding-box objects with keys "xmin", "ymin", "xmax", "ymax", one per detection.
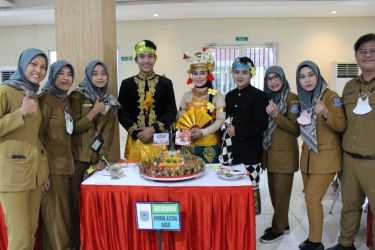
[{"xmin": 118, "ymin": 40, "xmax": 177, "ymax": 161}]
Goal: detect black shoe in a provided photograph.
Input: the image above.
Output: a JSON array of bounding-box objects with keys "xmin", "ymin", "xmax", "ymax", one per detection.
[
  {"xmin": 299, "ymin": 239, "xmax": 309, "ymax": 248},
  {"xmin": 326, "ymin": 243, "xmax": 356, "ymax": 250},
  {"xmin": 299, "ymin": 240, "xmax": 324, "ymax": 250},
  {"xmin": 264, "ymin": 225, "xmax": 290, "ymax": 235},
  {"xmin": 259, "ymin": 230, "xmax": 284, "ymax": 243}
]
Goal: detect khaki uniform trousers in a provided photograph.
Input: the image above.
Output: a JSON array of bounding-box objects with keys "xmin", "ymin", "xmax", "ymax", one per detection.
[
  {"xmin": 268, "ymin": 172, "xmax": 294, "ymax": 233},
  {"xmin": 339, "ymin": 153, "xmax": 375, "ymax": 249},
  {"xmin": 70, "ymin": 160, "xmax": 89, "ymax": 249},
  {"xmin": 302, "ymin": 172, "xmax": 335, "ymax": 242},
  {"xmin": 41, "ymin": 175, "xmax": 75, "ymax": 250},
  {"xmin": 0, "ymin": 186, "xmax": 42, "ymax": 250}
]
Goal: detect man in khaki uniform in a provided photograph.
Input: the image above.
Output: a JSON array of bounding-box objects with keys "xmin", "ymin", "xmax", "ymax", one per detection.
[
  {"xmin": 327, "ymin": 34, "xmax": 375, "ymax": 250},
  {"xmin": 0, "ymin": 48, "xmax": 49, "ymax": 250}
]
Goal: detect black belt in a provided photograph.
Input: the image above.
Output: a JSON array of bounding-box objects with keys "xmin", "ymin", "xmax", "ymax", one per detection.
[{"xmin": 345, "ymin": 151, "xmax": 375, "ymax": 160}]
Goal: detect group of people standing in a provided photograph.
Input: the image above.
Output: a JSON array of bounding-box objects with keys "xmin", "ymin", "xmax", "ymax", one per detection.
[{"xmin": 0, "ymin": 33, "xmax": 374, "ymax": 250}]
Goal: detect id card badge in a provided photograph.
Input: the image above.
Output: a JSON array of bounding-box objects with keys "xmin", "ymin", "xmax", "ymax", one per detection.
[
  {"xmin": 64, "ymin": 111, "xmax": 73, "ymax": 135},
  {"xmin": 90, "ymin": 134, "xmax": 104, "ymax": 152}
]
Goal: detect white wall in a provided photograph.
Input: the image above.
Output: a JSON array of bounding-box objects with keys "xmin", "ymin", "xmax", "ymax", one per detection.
[{"xmin": 0, "ymin": 17, "xmax": 374, "ymax": 102}]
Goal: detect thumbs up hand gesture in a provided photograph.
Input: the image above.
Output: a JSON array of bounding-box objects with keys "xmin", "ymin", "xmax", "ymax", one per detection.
[{"xmin": 20, "ymin": 91, "xmax": 38, "ymax": 117}]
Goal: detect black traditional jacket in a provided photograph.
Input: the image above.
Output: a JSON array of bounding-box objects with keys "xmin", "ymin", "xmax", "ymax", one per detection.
[
  {"xmin": 118, "ymin": 73, "xmax": 177, "ymax": 139},
  {"xmin": 225, "ymin": 84, "xmax": 269, "ymax": 165}
]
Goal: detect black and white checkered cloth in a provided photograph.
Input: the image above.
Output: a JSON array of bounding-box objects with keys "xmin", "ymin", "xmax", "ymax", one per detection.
[
  {"xmin": 245, "ymin": 163, "xmax": 262, "ymax": 187},
  {"xmin": 219, "ymin": 117, "xmax": 233, "ymax": 165}
]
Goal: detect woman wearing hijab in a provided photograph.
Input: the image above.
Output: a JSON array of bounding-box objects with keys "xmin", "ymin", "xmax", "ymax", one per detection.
[
  {"xmin": 39, "ymin": 60, "xmax": 75, "ymax": 250},
  {"xmin": 260, "ymin": 66, "xmax": 300, "ymax": 243},
  {"xmin": 296, "ymin": 61, "xmax": 346, "ymax": 250},
  {"xmin": 177, "ymin": 47, "xmax": 225, "ymax": 163},
  {"xmin": 69, "ymin": 60, "xmax": 120, "ymax": 248},
  {"xmin": 0, "ymin": 48, "xmax": 49, "ymax": 250}
]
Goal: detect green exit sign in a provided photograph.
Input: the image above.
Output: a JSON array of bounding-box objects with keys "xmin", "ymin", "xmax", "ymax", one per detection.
[
  {"xmin": 235, "ymin": 36, "xmax": 248, "ymax": 42},
  {"xmin": 121, "ymin": 56, "xmax": 133, "ymax": 61}
]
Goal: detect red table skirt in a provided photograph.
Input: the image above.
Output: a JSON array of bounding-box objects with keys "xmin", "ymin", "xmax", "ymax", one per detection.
[
  {"xmin": 0, "ymin": 205, "xmax": 41, "ymax": 250},
  {"xmin": 0, "ymin": 206, "xmax": 7, "ymax": 250},
  {"xmin": 80, "ymin": 185, "xmax": 255, "ymax": 250},
  {"xmin": 368, "ymin": 207, "xmax": 373, "ymax": 247}
]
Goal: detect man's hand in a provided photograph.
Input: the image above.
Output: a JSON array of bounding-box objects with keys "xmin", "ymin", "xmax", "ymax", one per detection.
[
  {"xmin": 42, "ymin": 177, "xmax": 50, "ymax": 192},
  {"xmin": 227, "ymin": 125, "xmax": 235, "ymax": 137},
  {"xmin": 136, "ymin": 126, "xmax": 155, "ymax": 143}
]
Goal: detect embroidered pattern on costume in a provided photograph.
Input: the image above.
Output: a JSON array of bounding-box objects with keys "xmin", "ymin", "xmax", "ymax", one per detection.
[
  {"xmin": 134, "ymin": 73, "xmax": 159, "ymax": 128},
  {"xmin": 203, "ymin": 146, "xmax": 216, "ymax": 163}
]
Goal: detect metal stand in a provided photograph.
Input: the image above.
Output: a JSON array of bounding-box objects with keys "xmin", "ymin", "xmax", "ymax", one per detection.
[{"xmin": 157, "ymin": 230, "xmax": 162, "ymax": 250}]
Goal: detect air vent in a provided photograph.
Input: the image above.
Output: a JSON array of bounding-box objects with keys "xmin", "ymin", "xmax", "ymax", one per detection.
[
  {"xmin": 1, "ymin": 70, "xmax": 15, "ymax": 82},
  {"xmin": 337, "ymin": 63, "xmax": 359, "ymax": 78}
]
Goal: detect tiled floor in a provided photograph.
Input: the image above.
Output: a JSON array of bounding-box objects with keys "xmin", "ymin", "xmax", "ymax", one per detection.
[{"xmin": 256, "ymin": 170, "xmax": 370, "ymax": 250}]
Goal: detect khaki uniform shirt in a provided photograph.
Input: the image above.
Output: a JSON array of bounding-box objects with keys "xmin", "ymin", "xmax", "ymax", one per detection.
[
  {"xmin": 300, "ymin": 89, "xmax": 346, "ymax": 174},
  {"xmin": 39, "ymin": 91, "xmax": 74, "ymax": 175},
  {"xmin": 0, "ymin": 85, "xmax": 48, "ymax": 191},
  {"xmin": 263, "ymin": 92, "xmax": 300, "ymax": 173},
  {"xmin": 70, "ymin": 91, "xmax": 116, "ymax": 163},
  {"xmin": 342, "ymin": 76, "xmax": 375, "ymax": 156}
]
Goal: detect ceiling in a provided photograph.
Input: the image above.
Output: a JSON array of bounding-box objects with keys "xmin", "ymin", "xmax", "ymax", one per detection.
[{"xmin": 0, "ymin": 0, "xmax": 374, "ymax": 26}]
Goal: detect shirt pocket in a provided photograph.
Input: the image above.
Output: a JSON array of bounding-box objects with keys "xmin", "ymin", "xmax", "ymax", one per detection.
[{"xmin": 0, "ymin": 140, "xmax": 37, "ymax": 183}]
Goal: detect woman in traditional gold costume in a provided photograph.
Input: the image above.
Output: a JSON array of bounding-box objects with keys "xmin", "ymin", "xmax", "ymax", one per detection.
[{"xmin": 176, "ymin": 47, "xmax": 225, "ymax": 163}]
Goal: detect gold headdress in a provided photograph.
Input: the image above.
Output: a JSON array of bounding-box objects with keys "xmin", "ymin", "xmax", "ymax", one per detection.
[{"xmin": 183, "ymin": 47, "xmax": 215, "ymax": 84}]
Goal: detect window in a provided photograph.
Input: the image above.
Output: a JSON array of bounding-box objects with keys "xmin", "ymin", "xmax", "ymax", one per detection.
[
  {"xmin": 48, "ymin": 50, "xmax": 57, "ymax": 65},
  {"xmin": 210, "ymin": 43, "xmax": 277, "ymax": 94}
]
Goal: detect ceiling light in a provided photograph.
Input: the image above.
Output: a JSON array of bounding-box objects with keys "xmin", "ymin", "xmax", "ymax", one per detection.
[
  {"xmin": 330, "ymin": 10, "xmax": 337, "ymax": 14},
  {"xmin": 153, "ymin": 13, "xmax": 159, "ymax": 17}
]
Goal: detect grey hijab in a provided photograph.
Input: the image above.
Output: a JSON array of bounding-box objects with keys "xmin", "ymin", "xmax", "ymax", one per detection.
[
  {"xmin": 3, "ymin": 48, "xmax": 48, "ymax": 94},
  {"xmin": 42, "ymin": 60, "xmax": 74, "ymax": 99},
  {"xmin": 296, "ymin": 60, "xmax": 327, "ymax": 153},
  {"xmin": 262, "ymin": 66, "xmax": 290, "ymax": 150},
  {"xmin": 296, "ymin": 60, "xmax": 326, "ymax": 111},
  {"xmin": 76, "ymin": 60, "xmax": 108, "ymax": 102},
  {"xmin": 263, "ymin": 66, "xmax": 290, "ymax": 105},
  {"xmin": 74, "ymin": 60, "xmax": 121, "ymax": 108}
]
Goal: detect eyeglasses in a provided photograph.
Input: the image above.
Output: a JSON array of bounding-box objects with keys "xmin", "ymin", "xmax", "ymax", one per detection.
[
  {"xmin": 357, "ymin": 48, "xmax": 375, "ymax": 56},
  {"xmin": 266, "ymin": 75, "xmax": 280, "ymax": 82}
]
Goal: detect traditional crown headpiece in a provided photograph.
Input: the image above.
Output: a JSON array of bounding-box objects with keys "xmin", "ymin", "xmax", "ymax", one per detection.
[{"xmin": 183, "ymin": 47, "xmax": 215, "ymax": 84}]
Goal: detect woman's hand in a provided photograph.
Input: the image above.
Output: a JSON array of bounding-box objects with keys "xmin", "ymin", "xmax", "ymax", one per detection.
[
  {"xmin": 86, "ymin": 97, "xmax": 106, "ymax": 121},
  {"xmin": 190, "ymin": 127, "xmax": 203, "ymax": 139},
  {"xmin": 93, "ymin": 160, "xmax": 105, "ymax": 171},
  {"xmin": 266, "ymin": 100, "xmax": 279, "ymax": 118},
  {"xmin": 315, "ymin": 99, "xmax": 329, "ymax": 118},
  {"xmin": 20, "ymin": 91, "xmax": 38, "ymax": 117}
]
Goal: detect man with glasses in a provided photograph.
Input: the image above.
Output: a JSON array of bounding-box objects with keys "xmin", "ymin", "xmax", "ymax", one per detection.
[{"xmin": 328, "ymin": 33, "xmax": 375, "ymax": 250}]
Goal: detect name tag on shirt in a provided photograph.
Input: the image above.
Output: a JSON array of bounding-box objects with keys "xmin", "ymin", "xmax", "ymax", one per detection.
[{"xmin": 290, "ymin": 104, "xmax": 299, "ymax": 113}]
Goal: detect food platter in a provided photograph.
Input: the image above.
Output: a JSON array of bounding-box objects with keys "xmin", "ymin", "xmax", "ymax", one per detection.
[
  {"xmin": 140, "ymin": 170, "xmax": 205, "ymax": 182},
  {"xmin": 217, "ymin": 169, "xmax": 247, "ymax": 181}
]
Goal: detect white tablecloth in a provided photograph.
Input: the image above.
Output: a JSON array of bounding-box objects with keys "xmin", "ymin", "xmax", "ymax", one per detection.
[{"xmin": 82, "ymin": 164, "xmax": 251, "ymax": 187}]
